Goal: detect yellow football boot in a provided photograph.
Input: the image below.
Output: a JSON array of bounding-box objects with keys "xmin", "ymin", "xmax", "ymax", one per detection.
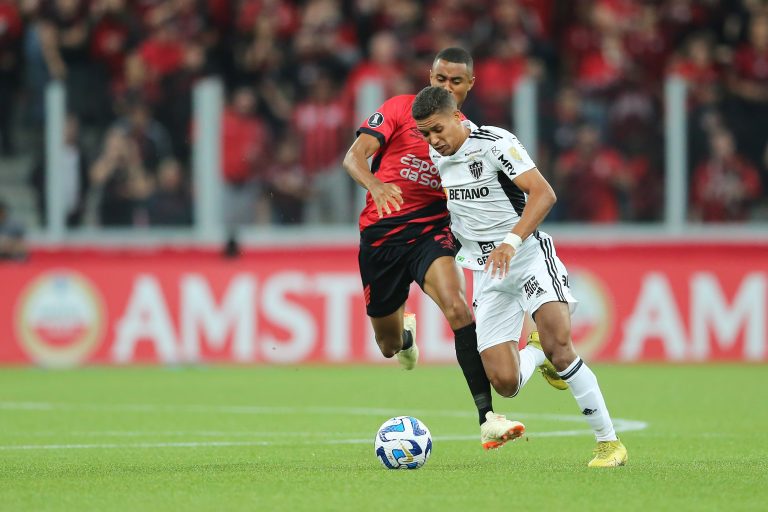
[{"xmin": 587, "ymin": 439, "xmax": 628, "ymax": 468}]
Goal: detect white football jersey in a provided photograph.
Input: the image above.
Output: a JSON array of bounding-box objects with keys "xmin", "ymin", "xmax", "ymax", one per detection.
[{"xmin": 429, "ymin": 125, "xmax": 537, "ymax": 270}]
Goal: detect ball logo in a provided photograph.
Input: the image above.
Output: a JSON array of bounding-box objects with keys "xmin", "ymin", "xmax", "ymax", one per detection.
[
  {"xmin": 568, "ymin": 269, "xmax": 613, "ymax": 359},
  {"xmin": 367, "ymin": 112, "xmax": 384, "ymax": 128},
  {"xmin": 15, "ymin": 271, "xmax": 105, "ymax": 367}
]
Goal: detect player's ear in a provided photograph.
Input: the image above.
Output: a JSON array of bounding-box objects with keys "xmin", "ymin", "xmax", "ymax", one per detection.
[{"xmin": 467, "ymin": 75, "xmax": 475, "ymax": 91}]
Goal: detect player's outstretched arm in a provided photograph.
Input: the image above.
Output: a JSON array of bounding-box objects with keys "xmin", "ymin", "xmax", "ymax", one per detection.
[
  {"xmin": 484, "ymin": 167, "xmax": 556, "ymax": 278},
  {"xmin": 343, "ymin": 133, "xmax": 404, "ymax": 218}
]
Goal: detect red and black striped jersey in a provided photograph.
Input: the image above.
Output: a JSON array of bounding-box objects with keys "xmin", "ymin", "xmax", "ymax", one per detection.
[{"xmin": 356, "ymin": 94, "xmax": 449, "ymax": 247}]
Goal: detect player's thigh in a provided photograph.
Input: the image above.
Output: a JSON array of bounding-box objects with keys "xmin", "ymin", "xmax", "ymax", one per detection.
[
  {"xmin": 421, "ymin": 256, "xmax": 472, "ymax": 327},
  {"xmin": 411, "ymin": 228, "xmax": 472, "ymax": 328}
]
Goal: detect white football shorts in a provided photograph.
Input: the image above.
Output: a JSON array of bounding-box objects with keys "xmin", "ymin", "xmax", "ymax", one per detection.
[{"xmin": 472, "ymin": 231, "xmax": 577, "ymax": 353}]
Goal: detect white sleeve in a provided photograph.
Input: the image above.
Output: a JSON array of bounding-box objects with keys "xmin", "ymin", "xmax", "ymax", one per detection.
[{"xmin": 490, "ymin": 130, "xmax": 536, "ymax": 178}]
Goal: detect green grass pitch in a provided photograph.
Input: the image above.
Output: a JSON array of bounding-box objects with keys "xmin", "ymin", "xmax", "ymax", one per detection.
[{"xmin": 0, "ymin": 364, "xmax": 765, "ymax": 511}]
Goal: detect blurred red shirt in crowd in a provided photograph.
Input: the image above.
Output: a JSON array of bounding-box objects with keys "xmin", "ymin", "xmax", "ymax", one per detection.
[
  {"xmin": 221, "ymin": 87, "xmax": 268, "ymax": 184},
  {"xmin": 669, "ymin": 32, "xmax": 721, "ymax": 108},
  {"xmin": 555, "ymin": 124, "xmax": 631, "ymax": 222},
  {"xmin": 691, "ymin": 129, "xmax": 762, "ymax": 222},
  {"xmin": 292, "ymin": 74, "xmax": 349, "ymax": 175}
]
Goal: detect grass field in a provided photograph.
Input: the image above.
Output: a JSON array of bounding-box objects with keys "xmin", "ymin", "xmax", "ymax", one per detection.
[{"xmin": 0, "ymin": 364, "xmax": 766, "ymax": 511}]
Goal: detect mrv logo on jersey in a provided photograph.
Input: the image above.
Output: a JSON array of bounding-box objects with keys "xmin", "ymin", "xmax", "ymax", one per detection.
[{"xmin": 448, "ymin": 187, "xmax": 490, "ymax": 200}]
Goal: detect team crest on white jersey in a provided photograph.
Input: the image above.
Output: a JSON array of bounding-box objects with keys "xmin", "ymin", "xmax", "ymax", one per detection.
[{"xmin": 468, "ymin": 161, "xmax": 483, "ymax": 179}]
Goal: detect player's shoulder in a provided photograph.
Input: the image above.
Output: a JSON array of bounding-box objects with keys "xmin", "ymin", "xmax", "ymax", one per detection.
[
  {"xmin": 469, "ymin": 125, "xmax": 516, "ymax": 142},
  {"xmin": 381, "ymin": 94, "xmax": 416, "ymax": 111},
  {"xmin": 363, "ymin": 95, "xmax": 416, "ymax": 131},
  {"xmin": 462, "ymin": 126, "xmax": 509, "ymax": 155}
]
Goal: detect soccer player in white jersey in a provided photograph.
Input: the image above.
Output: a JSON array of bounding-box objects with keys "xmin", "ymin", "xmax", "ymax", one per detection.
[{"xmin": 411, "ymin": 85, "xmax": 628, "ymax": 468}]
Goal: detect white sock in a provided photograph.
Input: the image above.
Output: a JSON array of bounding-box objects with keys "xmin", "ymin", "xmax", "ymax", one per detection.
[
  {"xmin": 558, "ymin": 357, "xmax": 617, "ymax": 442},
  {"xmin": 518, "ymin": 346, "xmax": 545, "ymax": 390}
]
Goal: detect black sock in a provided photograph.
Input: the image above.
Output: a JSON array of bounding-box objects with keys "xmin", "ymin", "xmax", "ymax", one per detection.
[
  {"xmin": 454, "ymin": 322, "xmax": 493, "ymax": 425},
  {"xmin": 401, "ymin": 329, "xmax": 413, "ymax": 350}
]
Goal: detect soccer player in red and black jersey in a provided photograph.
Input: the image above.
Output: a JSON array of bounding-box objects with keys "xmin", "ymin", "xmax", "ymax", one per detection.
[{"xmin": 343, "ymin": 48, "xmax": 522, "ymax": 449}]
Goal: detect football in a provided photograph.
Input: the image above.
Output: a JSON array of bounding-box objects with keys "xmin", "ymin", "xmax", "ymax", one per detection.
[{"xmin": 374, "ymin": 416, "xmax": 432, "ymax": 469}]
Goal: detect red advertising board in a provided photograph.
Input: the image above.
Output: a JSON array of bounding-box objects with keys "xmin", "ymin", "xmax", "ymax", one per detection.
[{"xmin": 1, "ymin": 243, "xmax": 766, "ymax": 366}]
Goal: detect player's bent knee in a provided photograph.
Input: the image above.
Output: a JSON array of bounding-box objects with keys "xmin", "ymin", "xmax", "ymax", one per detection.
[
  {"xmin": 440, "ymin": 297, "xmax": 473, "ymax": 328},
  {"xmin": 378, "ymin": 345, "xmax": 398, "ymax": 359},
  {"xmin": 546, "ymin": 338, "xmax": 578, "ymax": 370},
  {"xmin": 375, "ymin": 337, "xmax": 401, "ymax": 358},
  {"xmin": 489, "ymin": 373, "xmax": 521, "ymax": 398}
]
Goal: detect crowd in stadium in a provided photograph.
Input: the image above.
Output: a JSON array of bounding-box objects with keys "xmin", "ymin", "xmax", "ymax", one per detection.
[{"xmin": 0, "ymin": 0, "xmax": 767, "ymax": 228}]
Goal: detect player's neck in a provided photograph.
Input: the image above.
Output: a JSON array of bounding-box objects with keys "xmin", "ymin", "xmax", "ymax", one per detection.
[{"xmin": 457, "ymin": 126, "xmax": 470, "ymax": 149}]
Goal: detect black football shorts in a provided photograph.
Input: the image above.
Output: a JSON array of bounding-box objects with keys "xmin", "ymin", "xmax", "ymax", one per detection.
[{"xmin": 358, "ymin": 226, "xmax": 457, "ymax": 317}]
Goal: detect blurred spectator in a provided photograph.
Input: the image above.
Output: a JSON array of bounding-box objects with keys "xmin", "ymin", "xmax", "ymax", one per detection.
[
  {"xmin": 624, "ymin": 4, "xmax": 670, "ymax": 85},
  {"xmin": 29, "ymin": 114, "xmax": 90, "ymax": 226},
  {"xmin": 554, "ymin": 122, "xmax": 632, "ymax": 222},
  {"xmin": 292, "ymin": 72, "xmax": 351, "ymax": 224},
  {"xmin": 660, "ymin": 0, "xmax": 714, "ymax": 48},
  {"xmin": 114, "ymin": 52, "xmax": 161, "ymax": 110},
  {"xmin": 88, "ymin": 127, "xmax": 151, "ymax": 226},
  {"xmin": 727, "ymin": 13, "xmax": 768, "ymax": 172},
  {"xmin": 89, "ymin": 0, "xmax": 141, "ymax": 92},
  {"xmin": 156, "ymin": 42, "xmax": 209, "ymax": 162},
  {"xmin": 690, "ymin": 128, "xmax": 762, "ymax": 222},
  {"xmin": 547, "ymin": 85, "xmax": 585, "ymax": 157},
  {"xmin": 343, "ymin": 31, "xmax": 405, "ymax": 112},
  {"xmin": 21, "ymin": 0, "xmax": 55, "ymax": 130},
  {"xmin": 112, "ymin": 99, "xmax": 173, "ymax": 172},
  {"xmin": 473, "ymin": 37, "xmax": 531, "ymax": 127},
  {"xmin": 669, "ymin": 31, "xmax": 722, "ymax": 109},
  {"xmin": 41, "ymin": 0, "xmax": 112, "ymax": 128},
  {"xmin": 0, "ymin": 0, "xmax": 23, "ymax": 155},
  {"xmin": 576, "ymin": 33, "xmax": 629, "ymax": 129},
  {"xmin": 146, "ymin": 158, "xmax": 192, "ymax": 225},
  {"xmin": 293, "ymin": 0, "xmax": 357, "ymax": 76},
  {"xmin": 221, "ymin": 86, "xmax": 270, "ymax": 227},
  {"xmin": 669, "ymin": 31, "xmax": 724, "ymax": 167},
  {"xmin": 0, "ymin": 198, "xmax": 27, "ymax": 260},
  {"xmin": 137, "ymin": 13, "xmax": 185, "ymax": 82},
  {"xmin": 267, "ymin": 134, "xmax": 310, "ymax": 224}
]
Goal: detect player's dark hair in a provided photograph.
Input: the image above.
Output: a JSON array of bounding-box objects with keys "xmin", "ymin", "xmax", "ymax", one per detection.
[
  {"xmin": 433, "ymin": 47, "xmax": 473, "ymax": 73},
  {"xmin": 412, "ymin": 86, "xmax": 457, "ymax": 121}
]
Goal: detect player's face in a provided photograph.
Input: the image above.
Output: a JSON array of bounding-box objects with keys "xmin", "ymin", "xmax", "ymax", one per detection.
[
  {"xmin": 416, "ymin": 109, "xmax": 467, "ymax": 156},
  {"xmin": 429, "ymin": 60, "xmax": 475, "ymax": 109}
]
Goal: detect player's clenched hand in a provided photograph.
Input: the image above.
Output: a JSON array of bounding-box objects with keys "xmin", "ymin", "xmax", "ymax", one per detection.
[
  {"xmin": 369, "ymin": 181, "xmax": 404, "ymax": 218},
  {"xmin": 484, "ymin": 244, "xmax": 516, "ymax": 279}
]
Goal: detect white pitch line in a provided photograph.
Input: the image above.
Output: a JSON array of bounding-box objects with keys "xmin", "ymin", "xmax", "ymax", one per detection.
[
  {"xmin": 0, "ymin": 425, "xmax": 644, "ymax": 451},
  {"xmin": 0, "ymin": 402, "xmax": 648, "ymax": 451},
  {"xmin": 0, "ymin": 402, "xmax": 624, "ymax": 423}
]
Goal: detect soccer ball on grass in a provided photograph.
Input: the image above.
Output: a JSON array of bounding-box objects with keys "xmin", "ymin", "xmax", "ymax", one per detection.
[{"xmin": 374, "ymin": 416, "xmax": 432, "ymax": 469}]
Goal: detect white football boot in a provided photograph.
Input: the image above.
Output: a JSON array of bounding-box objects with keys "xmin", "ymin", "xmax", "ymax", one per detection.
[
  {"xmin": 396, "ymin": 312, "xmax": 419, "ymax": 370},
  {"xmin": 480, "ymin": 411, "xmax": 525, "ymax": 450}
]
